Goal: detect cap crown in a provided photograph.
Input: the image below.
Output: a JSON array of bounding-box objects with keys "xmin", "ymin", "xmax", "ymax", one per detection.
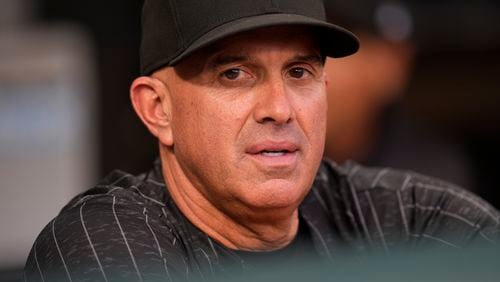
[
  {"xmin": 140, "ymin": 0, "xmax": 359, "ymax": 75},
  {"xmin": 141, "ymin": 0, "xmax": 327, "ymax": 74}
]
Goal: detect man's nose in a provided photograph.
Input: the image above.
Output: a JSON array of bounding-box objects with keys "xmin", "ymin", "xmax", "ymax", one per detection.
[{"xmin": 253, "ymin": 79, "xmax": 294, "ymax": 125}]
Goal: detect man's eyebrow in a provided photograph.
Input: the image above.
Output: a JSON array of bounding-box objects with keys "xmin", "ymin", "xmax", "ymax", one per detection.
[
  {"xmin": 205, "ymin": 53, "xmax": 324, "ymax": 69},
  {"xmin": 292, "ymin": 54, "xmax": 324, "ymax": 65},
  {"xmin": 208, "ymin": 55, "xmax": 249, "ymax": 68}
]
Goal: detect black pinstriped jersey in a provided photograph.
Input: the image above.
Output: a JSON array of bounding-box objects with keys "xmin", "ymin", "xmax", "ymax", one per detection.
[{"xmin": 24, "ymin": 159, "xmax": 500, "ymax": 281}]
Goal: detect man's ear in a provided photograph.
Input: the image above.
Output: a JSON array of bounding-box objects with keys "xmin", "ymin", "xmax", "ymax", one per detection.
[{"xmin": 130, "ymin": 76, "xmax": 174, "ymax": 146}]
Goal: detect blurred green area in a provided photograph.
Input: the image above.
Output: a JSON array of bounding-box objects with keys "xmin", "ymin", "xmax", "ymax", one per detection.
[{"xmin": 207, "ymin": 245, "xmax": 500, "ymax": 282}]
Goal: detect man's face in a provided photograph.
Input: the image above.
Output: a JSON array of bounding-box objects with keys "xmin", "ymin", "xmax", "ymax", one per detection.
[{"xmin": 158, "ymin": 26, "xmax": 327, "ymax": 218}]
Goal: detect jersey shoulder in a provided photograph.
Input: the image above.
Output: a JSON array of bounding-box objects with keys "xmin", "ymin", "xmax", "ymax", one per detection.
[
  {"xmin": 24, "ymin": 170, "xmax": 188, "ymax": 282},
  {"xmin": 316, "ymin": 159, "xmax": 500, "ymax": 248}
]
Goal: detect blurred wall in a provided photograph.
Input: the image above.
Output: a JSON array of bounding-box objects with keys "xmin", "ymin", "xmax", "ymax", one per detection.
[
  {"xmin": 0, "ymin": 0, "xmax": 98, "ymax": 279},
  {"xmin": 405, "ymin": 0, "xmax": 500, "ymax": 206},
  {"xmin": 36, "ymin": 0, "xmax": 157, "ymax": 176},
  {"xmin": 322, "ymin": 1, "xmax": 500, "ymax": 203}
]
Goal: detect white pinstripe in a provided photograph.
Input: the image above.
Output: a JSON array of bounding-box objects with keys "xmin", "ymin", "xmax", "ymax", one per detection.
[
  {"xmin": 312, "ymin": 188, "xmax": 328, "ymax": 212},
  {"xmin": 110, "ymin": 173, "xmax": 134, "ymax": 185},
  {"xmin": 479, "ymin": 232, "xmax": 496, "ymax": 244},
  {"xmin": 367, "ymin": 169, "xmax": 389, "ymax": 251},
  {"xmin": 409, "ymin": 183, "xmax": 500, "ymax": 224},
  {"xmin": 82, "ymin": 174, "xmax": 135, "ymax": 204},
  {"xmin": 92, "ymin": 186, "xmax": 125, "ymax": 193},
  {"xmin": 404, "ymin": 203, "xmax": 495, "ymax": 243},
  {"xmin": 112, "ymin": 196, "xmax": 143, "ymax": 282},
  {"xmin": 183, "ymin": 257, "xmax": 190, "ymax": 277},
  {"xmin": 80, "ymin": 202, "xmax": 109, "ymax": 282},
  {"xmin": 147, "ymin": 178, "xmax": 166, "ymax": 187},
  {"xmin": 143, "ymin": 207, "xmax": 172, "ymax": 281},
  {"xmin": 347, "ymin": 166, "xmax": 373, "ymax": 244},
  {"xmin": 96, "ymin": 173, "xmax": 133, "ymax": 187},
  {"xmin": 365, "ymin": 190, "xmax": 388, "ymax": 252},
  {"xmin": 345, "ymin": 210, "xmax": 357, "ymax": 226},
  {"xmin": 33, "ymin": 241, "xmax": 45, "ymax": 282},
  {"xmin": 302, "ymin": 214, "xmax": 333, "ymax": 260},
  {"xmin": 370, "ymin": 169, "xmax": 388, "ymax": 188},
  {"xmin": 410, "ymin": 233, "xmax": 459, "ymax": 248},
  {"xmin": 197, "ymin": 248, "xmax": 214, "ymax": 275},
  {"xmin": 160, "ymin": 207, "xmax": 179, "ymax": 249},
  {"xmin": 315, "ymin": 166, "xmax": 329, "ymax": 183},
  {"xmin": 72, "ymin": 187, "xmax": 123, "ymax": 208},
  {"xmin": 193, "ymin": 257, "xmax": 207, "ymax": 282},
  {"xmin": 397, "ymin": 175, "xmax": 412, "ymax": 236},
  {"xmin": 406, "ymin": 203, "xmax": 481, "ymax": 228},
  {"xmin": 132, "ymin": 186, "xmax": 166, "ymax": 206},
  {"xmin": 160, "ymin": 206, "xmax": 191, "ymax": 277},
  {"xmin": 207, "ymin": 237, "xmax": 219, "ymax": 260},
  {"xmin": 135, "ymin": 172, "xmax": 166, "ymax": 187},
  {"xmin": 51, "ymin": 218, "xmax": 73, "ymax": 282}
]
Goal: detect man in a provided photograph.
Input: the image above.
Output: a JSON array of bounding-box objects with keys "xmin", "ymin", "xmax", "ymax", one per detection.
[{"xmin": 25, "ymin": 0, "xmax": 499, "ymax": 281}]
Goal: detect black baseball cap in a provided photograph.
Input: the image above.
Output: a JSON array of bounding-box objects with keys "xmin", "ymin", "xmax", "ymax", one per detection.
[{"xmin": 140, "ymin": 0, "xmax": 359, "ymax": 75}]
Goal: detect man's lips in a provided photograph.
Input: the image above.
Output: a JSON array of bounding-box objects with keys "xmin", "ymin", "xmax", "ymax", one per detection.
[
  {"xmin": 246, "ymin": 141, "xmax": 299, "ymax": 156},
  {"xmin": 245, "ymin": 141, "xmax": 300, "ymax": 171}
]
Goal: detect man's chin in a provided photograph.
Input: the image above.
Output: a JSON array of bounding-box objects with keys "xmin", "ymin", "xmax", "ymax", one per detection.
[{"xmin": 238, "ymin": 179, "xmax": 311, "ymax": 211}]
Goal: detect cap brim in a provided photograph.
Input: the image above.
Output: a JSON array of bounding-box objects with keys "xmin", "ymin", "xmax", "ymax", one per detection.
[{"xmin": 168, "ymin": 13, "xmax": 359, "ymax": 66}]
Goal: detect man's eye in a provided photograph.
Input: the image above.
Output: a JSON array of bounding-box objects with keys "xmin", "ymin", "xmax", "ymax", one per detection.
[
  {"xmin": 222, "ymin": 69, "xmax": 242, "ymax": 80},
  {"xmin": 289, "ymin": 67, "xmax": 307, "ymax": 79}
]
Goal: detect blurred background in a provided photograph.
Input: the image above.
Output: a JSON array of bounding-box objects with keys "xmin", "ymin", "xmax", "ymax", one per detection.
[{"xmin": 0, "ymin": 0, "xmax": 499, "ymax": 281}]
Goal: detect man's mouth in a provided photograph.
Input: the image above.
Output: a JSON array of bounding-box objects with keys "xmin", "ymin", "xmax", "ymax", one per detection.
[
  {"xmin": 246, "ymin": 141, "xmax": 299, "ymax": 156},
  {"xmin": 259, "ymin": 150, "xmax": 291, "ymax": 157},
  {"xmin": 245, "ymin": 141, "xmax": 300, "ymax": 169}
]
